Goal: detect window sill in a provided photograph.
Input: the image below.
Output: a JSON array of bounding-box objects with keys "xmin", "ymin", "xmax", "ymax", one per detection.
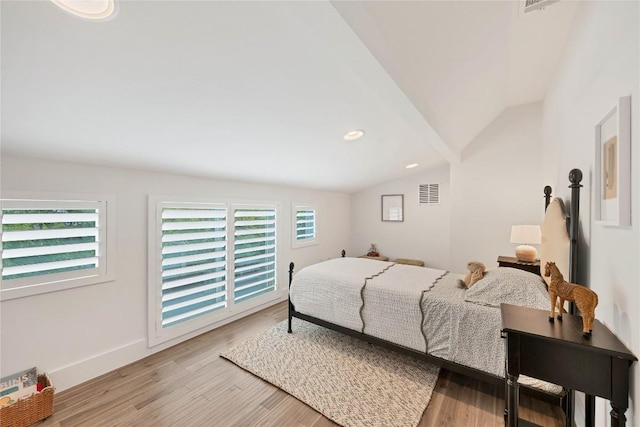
[
  {"xmin": 0, "ymin": 273, "xmax": 116, "ymax": 301},
  {"xmin": 292, "ymin": 240, "xmax": 318, "ymax": 249}
]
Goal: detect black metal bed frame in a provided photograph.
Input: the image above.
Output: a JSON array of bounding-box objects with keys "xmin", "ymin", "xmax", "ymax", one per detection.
[{"xmin": 287, "ymin": 169, "xmax": 583, "ymax": 408}]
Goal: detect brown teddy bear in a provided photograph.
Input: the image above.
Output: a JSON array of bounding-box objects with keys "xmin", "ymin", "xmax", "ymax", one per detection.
[{"xmin": 459, "ymin": 261, "xmax": 486, "ymax": 289}]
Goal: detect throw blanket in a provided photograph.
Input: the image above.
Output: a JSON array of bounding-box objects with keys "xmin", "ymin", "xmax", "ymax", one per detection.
[
  {"xmin": 290, "ymin": 257, "xmax": 446, "ymax": 350},
  {"xmin": 362, "ymin": 263, "xmax": 447, "ymax": 351},
  {"xmin": 289, "ymin": 257, "xmax": 395, "ymax": 331}
]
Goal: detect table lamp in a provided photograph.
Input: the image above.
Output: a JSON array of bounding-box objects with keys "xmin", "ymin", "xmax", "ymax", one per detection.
[{"xmin": 509, "ymin": 225, "xmax": 541, "ymax": 262}]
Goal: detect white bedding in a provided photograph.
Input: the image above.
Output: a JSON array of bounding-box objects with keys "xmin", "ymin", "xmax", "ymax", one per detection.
[
  {"xmin": 289, "ymin": 257, "xmax": 561, "ymax": 394},
  {"xmin": 288, "ymin": 257, "xmax": 394, "ymax": 331}
]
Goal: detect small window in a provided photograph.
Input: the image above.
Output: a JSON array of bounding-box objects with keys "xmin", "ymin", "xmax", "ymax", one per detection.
[
  {"xmin": 1, "ymin": 194, "xmax": 115, "ymax": 300},
  {"xmin": 292, "ymin": 204, "xmax": 317, "ymax": 248}
]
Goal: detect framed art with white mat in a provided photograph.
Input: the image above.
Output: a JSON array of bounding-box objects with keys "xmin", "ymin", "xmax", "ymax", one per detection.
[
  {"xmin": 381, "ymin": 194, "xmax": 404, "ymax": 222},
  {"xmin": 594, "ymin": 95, "xmax": 631, "ymax": 227}
]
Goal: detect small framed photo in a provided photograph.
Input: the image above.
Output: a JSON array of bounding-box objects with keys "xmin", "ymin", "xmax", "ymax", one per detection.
[
  {"xmin": 594, "ymin": 95, "xmax": 631, "ymax": 227},
  {"xmin": 381, "ymin": 194, "xmax": 404, "ymax": 222}
]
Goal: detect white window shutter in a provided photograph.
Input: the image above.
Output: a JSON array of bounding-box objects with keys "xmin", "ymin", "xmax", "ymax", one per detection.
[
  {"xmin": 149, "ymin": 199, "xmax": 279, "ymax": 346},
  {"xmin": 296, "ymin": 208, "xmax": 315, "ymax": 241},
  {"xmin": 2, "ymin": 200, "xmax": 105, "ymax": 283},
  {"xmin": 160, "ymin": 206, "xmax": 228, "ymax": 328},
  {"xmin": 233, "ymin": 208, "xmax": 277, "ymax": 303}
]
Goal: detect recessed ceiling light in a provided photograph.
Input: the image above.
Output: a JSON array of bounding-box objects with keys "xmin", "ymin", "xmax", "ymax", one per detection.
[
  {"xmin": 51, "ymin": 0, "xmax": 117, "ymax": 21},
  {"xmin": 343, "ymin": 130, "xmax": 365, "ymax": 141},
  {"xmin": 405, "ymin": 163, "xmax": 419, "ymax": 169}
]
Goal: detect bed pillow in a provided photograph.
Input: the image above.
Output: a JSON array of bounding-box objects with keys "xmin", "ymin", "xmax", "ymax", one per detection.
[{"xmin": 464, "ymin": 267, "xmax": 549, "ymax": 309}]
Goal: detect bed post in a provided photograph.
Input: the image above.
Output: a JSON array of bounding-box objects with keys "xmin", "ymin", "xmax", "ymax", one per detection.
[
  {"xmin": 544, "ymin": 186, "xmax": 552, "ymax": 211},
  {"xmin": 568, "ymin": 169, "xmax": 582, "ymax": 285},
  {"xmin": 288, "ymin": 261, "xmax": 294, "ymax": 333},
  {"xmin": 564, "ymin": 169, "xmax": 582, "ymax": 427},
  {"xmin": 341, "ymin": 250, "xmax": 346, "ymax": 257}
]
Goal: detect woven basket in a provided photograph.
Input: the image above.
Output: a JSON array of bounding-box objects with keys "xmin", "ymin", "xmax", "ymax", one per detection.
[{"xmin": 0, "ymin": 374, "xmax": 54, "ymax": 427}]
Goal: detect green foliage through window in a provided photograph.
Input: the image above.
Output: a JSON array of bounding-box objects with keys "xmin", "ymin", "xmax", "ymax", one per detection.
[{"xmin": 2, "ymin": 208, "xmax": 99, "ymax": 280}]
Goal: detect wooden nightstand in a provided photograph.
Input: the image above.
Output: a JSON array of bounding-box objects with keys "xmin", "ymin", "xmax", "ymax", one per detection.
[
  {"xmin": 497, "ymin": 256, "xmax": 540, "ymax": 275},
  {"xmin": 501, "ymin": 304, "xmax": 637, "ymax": 427}
]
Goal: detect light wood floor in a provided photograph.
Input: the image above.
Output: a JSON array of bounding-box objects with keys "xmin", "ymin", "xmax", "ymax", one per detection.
[{"xmin": 39, "ymin": 302, "xmax": 564, "ymax": 427}]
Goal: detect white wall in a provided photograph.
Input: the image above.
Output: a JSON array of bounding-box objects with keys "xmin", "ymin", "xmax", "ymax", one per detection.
[
  {"xmin": 351, "ymin": 103, "xmax": 544, "ymax": 274},
  {"xmin": 450, "ymin": 102, "xmax": 544, "ymax": 272},
  {"xmin": 0, "ymin": 155, "xmax": 351, "ymax": 391},
  {"xmin": 351, "ymin": 165, "xmax": 450, "ymax": 269},
  {"xmin": 542, "ymin": 2, "xmax": 639, "ymax": 425}
]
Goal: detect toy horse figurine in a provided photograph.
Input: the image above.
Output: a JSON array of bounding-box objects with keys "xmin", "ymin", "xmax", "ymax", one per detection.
[{"xmin": 544, "ymin": 261, "xmax": 598, "ymax": 337}]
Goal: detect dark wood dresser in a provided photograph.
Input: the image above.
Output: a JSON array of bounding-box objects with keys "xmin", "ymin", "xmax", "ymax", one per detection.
[
  {"xmin": 497, "ymin": 256, "xmax": 541, "ymax": 275},
  {"xmin": 501, "ymin": 303, "xmax": 637, "ymax": 427}
]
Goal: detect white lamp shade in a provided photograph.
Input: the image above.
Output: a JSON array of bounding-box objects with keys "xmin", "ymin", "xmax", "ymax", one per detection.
[{"xmin": 510, "ymin": 225, "xmax": 541, "ymax": 245}]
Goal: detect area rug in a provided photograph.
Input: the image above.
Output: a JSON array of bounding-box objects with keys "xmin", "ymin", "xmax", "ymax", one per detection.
[{"xmin": 220, "ymin": 318, "xmax": 440, "ymax": 427}]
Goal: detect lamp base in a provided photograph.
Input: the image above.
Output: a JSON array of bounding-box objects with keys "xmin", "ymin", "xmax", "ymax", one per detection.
[{"xmin": 515, "ymin": 245, "xmax": 537, "ymax": 263}]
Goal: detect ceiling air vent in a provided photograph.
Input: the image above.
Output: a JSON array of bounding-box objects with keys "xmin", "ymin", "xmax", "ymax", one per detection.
[
  {"xmin": 419, "ymin": 184, "xmax": 439, "ymax": 205},
  {"xmin": 523, "ymin": 0, "xmax": 560, "ymax": 13}
]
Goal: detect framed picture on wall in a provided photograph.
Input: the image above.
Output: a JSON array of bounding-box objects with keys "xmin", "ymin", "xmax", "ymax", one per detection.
[
  {"xmin": 594, "ymin": 95, "xmax": 631, "ymax": 227},
  {"xmin": 381, "ymin": 194, "xmax": 404, "ymax": 222}
]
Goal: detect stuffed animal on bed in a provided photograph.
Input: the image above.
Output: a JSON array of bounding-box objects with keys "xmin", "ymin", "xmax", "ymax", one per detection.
[{"xmin": 459, "ymin": 261, "xmax": 486, "ymax": 289}]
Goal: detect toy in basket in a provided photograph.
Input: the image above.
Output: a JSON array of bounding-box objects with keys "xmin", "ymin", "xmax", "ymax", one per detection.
[{"xmin": 0, "ymin": 370, "xmax": 54, "ymax": 427}]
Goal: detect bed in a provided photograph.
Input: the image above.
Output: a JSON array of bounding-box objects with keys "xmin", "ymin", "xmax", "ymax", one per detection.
[{"xmin": 287, "ymin": 170, "xmax": 583, "ymax": 406}]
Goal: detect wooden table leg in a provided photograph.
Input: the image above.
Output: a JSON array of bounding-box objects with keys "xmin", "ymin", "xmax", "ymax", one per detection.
[
  {"xmin": 506, "ymin": 373, "xmax": 519, "ymax": 427},
  {"xmin": 564, "ymin": 389, "xmax": 574, "ymax": 427},
  {"xmin": 610, "ymin": 356, "xmax": 631, "ymax": 427},
  {"xmin": 585, "ymin": 394, "xmax": 595, "ymax": 427},
  {"xmin": 610, "ymin": 405, "xmax": 627, "ymax": 427}
]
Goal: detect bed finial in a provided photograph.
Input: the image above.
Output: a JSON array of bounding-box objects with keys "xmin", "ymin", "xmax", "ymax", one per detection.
[
  {"xmin": 569, "ymin": 168, "xmax": 583, "ymax": 186},
  {"xmin": 341, "ymin": 250, "xmax": 346, "ymax": 257},
  {"xmin": 544, "ymin": 186, "xmax": 552, "ymax": 210},
  {"xmin": 567, "ymin": 168, "xmax": 582, "ymax": 296}
]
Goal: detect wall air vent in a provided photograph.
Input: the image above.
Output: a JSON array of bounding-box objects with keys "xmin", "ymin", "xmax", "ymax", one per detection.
[
  {"xmin": 523, "ymin": 0, "xmax": 560, "ymax": 13},
  {"xmin": 419, "ymin": 184, "xmax": 439, "ymax": 205}
]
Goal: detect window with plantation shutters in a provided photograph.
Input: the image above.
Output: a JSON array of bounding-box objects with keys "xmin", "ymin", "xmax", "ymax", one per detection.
[
  {"xmin": 159, "ymin": 205, "xmax": 228, "ymax": 329},
  {"xmin": 148, "ymin": 198, "xmax": 279, "ymax": 346},
  {"xmin": 233, "ymin": 208, "xmax": 276, "ymax": 303},
  {"xmin": 292, "ymin": 204, "xmax": 317, "ymax": 248},
  {"xmin": 1, "ymin": 195, "xmax": 115, "ymax": 300}
]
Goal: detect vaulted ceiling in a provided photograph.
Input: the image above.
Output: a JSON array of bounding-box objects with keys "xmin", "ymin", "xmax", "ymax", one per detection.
[{"xmin": 1, "ymin": 1, "xmax": 578, "ymax": 193}]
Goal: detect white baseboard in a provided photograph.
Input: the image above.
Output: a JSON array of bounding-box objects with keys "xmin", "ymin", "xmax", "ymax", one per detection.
[
  {"xmin": 48, "ymin": 338, "xmax": 148, "ymax": 392},
  {"xmin": 48, "ymin": 296, "xmax": 287, "ymax": 392}
]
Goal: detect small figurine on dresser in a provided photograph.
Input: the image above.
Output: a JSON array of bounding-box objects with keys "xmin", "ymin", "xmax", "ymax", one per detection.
[
  {"xmin": 367, "ymin": 244, "xmax": 379, "ymax": 257},
  {"xmin": 544, "ymin": 261, "xmax": 599, "ymax": 337}
]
